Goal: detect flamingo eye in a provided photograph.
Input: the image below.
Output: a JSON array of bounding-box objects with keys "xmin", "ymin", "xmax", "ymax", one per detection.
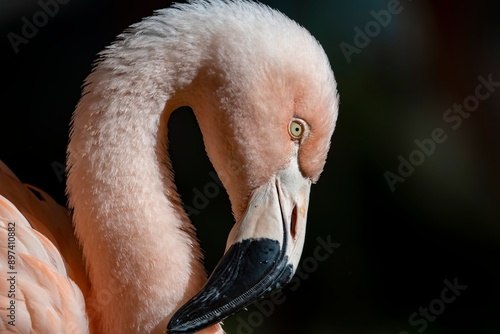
[{"xmin": 289, "ymin": 119, "xmax": 305, "ymax": 139}]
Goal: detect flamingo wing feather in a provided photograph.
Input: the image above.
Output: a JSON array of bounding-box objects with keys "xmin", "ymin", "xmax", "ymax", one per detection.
[{"xmin": 0, "ymin": 163, "xmax": 89, "ymax": 333}]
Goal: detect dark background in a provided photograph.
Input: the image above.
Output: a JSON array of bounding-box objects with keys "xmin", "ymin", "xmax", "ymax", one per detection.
[{"xmin": 1, "ymin": 1, "xmax": 499, "ymax": 333}]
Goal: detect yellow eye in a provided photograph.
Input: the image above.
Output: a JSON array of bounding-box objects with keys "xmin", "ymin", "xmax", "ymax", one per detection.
[{"xmin": 289, "ymin": 120, "xmax": 304, "ymax": 139}]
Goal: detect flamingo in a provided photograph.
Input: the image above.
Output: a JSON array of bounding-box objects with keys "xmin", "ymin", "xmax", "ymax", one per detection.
[{"xmin": 0, "ymin": 1, "xmax": 339, "ymax": 333}]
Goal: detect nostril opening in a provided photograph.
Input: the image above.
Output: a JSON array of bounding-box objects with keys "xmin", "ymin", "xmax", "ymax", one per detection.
[{"xmin": 291, "ymin": 205, "xmax": 298, "ymax": 239}]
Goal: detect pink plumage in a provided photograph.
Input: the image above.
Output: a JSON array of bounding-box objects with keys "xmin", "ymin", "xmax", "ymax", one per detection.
[{"xmin": 1, "ymin": 1, "xmax": 338, "ymax": 333}]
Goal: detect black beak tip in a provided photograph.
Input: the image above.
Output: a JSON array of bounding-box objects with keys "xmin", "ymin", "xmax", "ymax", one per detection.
[
  {"xmin": 166, "ymin": 321, "xmax": 192, "ymax": 334},
  {"xmin": 166, "ymin": 238, "xmax": 294, "ymax": 334}
]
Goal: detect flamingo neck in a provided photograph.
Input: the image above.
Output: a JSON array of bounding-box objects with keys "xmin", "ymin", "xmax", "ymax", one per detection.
[{"xmin": 67, "ymin": 20, "xmax": 213, "ymax": 334}]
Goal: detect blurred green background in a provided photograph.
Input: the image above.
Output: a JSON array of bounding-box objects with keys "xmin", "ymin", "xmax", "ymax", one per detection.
[{"xmin": 1, "ymin": 0, "xmax": 499, "ymax": 333}]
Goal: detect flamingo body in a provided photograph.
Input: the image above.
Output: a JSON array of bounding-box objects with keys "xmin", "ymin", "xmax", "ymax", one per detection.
[{"xmin": 0, "ymin": 162, "xmax": 88, "ymax": 333}]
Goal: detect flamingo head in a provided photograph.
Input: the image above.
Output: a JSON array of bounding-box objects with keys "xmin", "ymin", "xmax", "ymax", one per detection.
[{"xmin": 167, "ymin": 4, "xmax": 338, "ymax": 333}]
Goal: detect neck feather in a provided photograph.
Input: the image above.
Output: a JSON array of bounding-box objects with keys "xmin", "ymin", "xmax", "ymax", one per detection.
[{"xmin": 66, "ymin": 19, "xmax": 210, "ymax": 334}]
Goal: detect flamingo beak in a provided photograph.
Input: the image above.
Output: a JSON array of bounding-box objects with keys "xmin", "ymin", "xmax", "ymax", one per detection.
[{"xmin": 167, "ymin": 160, "xmax": 311, "ymax": 333}]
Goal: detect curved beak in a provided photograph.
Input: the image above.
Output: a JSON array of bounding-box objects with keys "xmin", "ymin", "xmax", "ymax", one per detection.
[{"xmin": 167, "ymin": 160, "xmax": 311, "ymax": 333}]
